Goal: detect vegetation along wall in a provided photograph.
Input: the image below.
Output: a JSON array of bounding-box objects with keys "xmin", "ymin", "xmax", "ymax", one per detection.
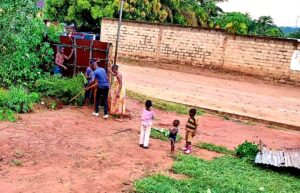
[{"xmin": 101, "ymin": 18, "xmax": 300, "ymax": 85}]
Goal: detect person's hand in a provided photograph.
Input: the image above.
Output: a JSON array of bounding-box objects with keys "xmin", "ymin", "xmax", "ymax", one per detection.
[{"xmin": 63, "ymin": 65, "xmax": 67, "ymax": 70}]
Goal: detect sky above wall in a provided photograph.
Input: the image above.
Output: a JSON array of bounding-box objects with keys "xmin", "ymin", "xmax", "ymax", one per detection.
[{"xmin": 218, "ymin": 0, "xmax": 300, "ymax": 27}]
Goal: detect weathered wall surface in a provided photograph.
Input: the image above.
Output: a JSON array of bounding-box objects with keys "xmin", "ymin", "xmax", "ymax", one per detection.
[{"xmin": 101, "ymin": 18, "xmax": 300, "ymax": 84}]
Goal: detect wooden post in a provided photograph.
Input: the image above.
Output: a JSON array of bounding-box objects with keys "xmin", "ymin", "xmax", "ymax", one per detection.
[
  {"xmin": 73, "ymin": 38, "xmax": 77, "ymax": 76},
  {"xmin": 89, "ymin": 40, "xmax": 94, "ymax": 62}
]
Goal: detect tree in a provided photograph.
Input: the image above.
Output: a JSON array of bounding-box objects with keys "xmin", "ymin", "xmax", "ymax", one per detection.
[
  {"xmin": 45, "ymin": 0, "xmax": 119, "ymax": 32},
  {"xmin": 289, "ymin": 30, "xmax": 300, "ymax": 39},
  {"xmin": 122, "ymin": 0, "xmax": 168, "ymax": 22},
  {"xmin": 0, "ymin": 0, "xmax": 53, "ymax": 89},
  {"xmin": 44, "ymin": 0, "xmax": 224, "ymax": 29},
  {"xmin": 215, "ymin": 12, "xmax": 252, "ymax": 35},
  {"xmin": 250, "ymin": 16, "xmax": 283, "ymax": 37}
]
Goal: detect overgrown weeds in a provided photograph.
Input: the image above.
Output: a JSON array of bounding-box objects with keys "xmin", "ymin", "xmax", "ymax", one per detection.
[
  {"xmin": 127, "ymin": 90, "xmax": 204, "ymax": 116},
  {"xmin": 0, "ymin": 87, "xmax": 40, "ymax": 121},
  {"xmin": 0, "ymin": 87, "xmax": 40, "ymax": 113},
  {"xmin": 196, "ymin": 142, "xmax": 234, "ymax": 155},
  {"xmin": 35, "ymin": 74, "xmax": 86, "ymax": 105},
  {"xmin": 135, "ymin": 155, "xmax": 300, "ymax": 193}
]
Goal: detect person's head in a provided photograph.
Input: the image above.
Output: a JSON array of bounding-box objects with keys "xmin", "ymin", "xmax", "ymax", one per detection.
[
  {"xmin": 189, "ymin": 108, "xmax": 197, "ymax": 118},
  {"xmin": 91, "ymin": 59, "xmax": 98, "ymax": 70},
  {"xmin": 59, "ymin": 46, "xmax": 65, "ymax": 54},
  {"xmin": 112, "ymin": 64, "xmax": 119, "ymax": 73},
  {"xmin": 173, "ymin": 119, "xmax": 180, "ymax": 127},
  {"xmin": 145, "ymin": 100, "xmax": 152, "ymax": 110},
  {"xmin": 90, "ymin": 59, "xmax": 96, "ymax": 67}
]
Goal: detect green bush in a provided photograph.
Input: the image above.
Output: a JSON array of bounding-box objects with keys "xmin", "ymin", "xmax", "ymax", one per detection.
[
  {"xmin": 47, "ymin": 24, "xmax": 63, "ymax": 43},
  {"xmin": 0, "ymin": 87, "xmax": 40, "ymax": 113},
  {"xmin": 0, "ymin": 0, "xmax": 54, "ymax": 90},
  {"xmin": 0, "ymin": 109, "xmax": 16, "ymax": 122},
  {"xmin": 35, "ymin": 74, "xmax": 86, "ymax": 105},
  {"xmin": 235, "ymin": 141, "xmax": 259, "ymax": 160}
]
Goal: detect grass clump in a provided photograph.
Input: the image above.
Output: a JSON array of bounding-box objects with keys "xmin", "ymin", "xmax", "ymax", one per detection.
[
  {"xmin": 150, "ymin": 128, "xmax": 182, "ymax": 142},
  {"xmin": 35, "ymin": 74, "xmax": 86, "ymax": 105},
  {"xmin": 197, "ymin": 142, "xmax": 234, "ymax": 155},
  {"xmin": 127, "ymin": 90, "xmax": 204, "ymax": 116},
  {"xmin": 135, "ymin": 155, "xmax": 300, "ymax": 193},
  {"xmin": 235, "ymin": 141, "xmax": 259, "ymax": 161}
]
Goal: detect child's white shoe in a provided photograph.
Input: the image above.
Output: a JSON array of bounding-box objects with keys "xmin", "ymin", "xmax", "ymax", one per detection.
[
  {"xmin": 92, "ymin": 112, "xmax": 99, "ymax": 117},
  {"xmin": 181, "ymin": 147, "xmax": 188, "ymax": 151},
  {"xmin": 184, "ymin": 145, "xmax": 192, "ymax": 154},
  {"xmin": 184, "ymin": 149, "xmax": 191, "ymax": 154},
  {"xmin": 103, "ymin": 114, "xmax": 109, "ymax": 119}
]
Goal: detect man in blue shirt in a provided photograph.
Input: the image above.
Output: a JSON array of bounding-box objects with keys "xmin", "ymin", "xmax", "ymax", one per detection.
[{"xmin": 91, "ymin": 60, "xmax": 110, "ymax": 119}]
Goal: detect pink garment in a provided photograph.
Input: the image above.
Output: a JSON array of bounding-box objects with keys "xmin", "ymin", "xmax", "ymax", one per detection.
[{"xmin": 141, "ymin": 109, "xmax": 155, "ymax": 126}]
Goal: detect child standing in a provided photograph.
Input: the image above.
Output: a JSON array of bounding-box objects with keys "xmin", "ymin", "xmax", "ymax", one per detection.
[
  {"xmin": 169, "ymin": 120, "xmax": 180, "ymax": 153},
  {"xmin": 182, "ymin": 109, "xmax": 198, "ymax": 154},
  {"xmin": 84, "ymin": 59, "xmax": 95, "ymax": 106},
  {"xmin": 139, "ymin": 100, "xmax": 155, "ymax": 149}
]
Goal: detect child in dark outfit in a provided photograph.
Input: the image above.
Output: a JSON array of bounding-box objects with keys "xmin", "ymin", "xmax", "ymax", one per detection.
[{"xmin": 169, "ymin": 119, "xmax": 180, "ymax": 153}]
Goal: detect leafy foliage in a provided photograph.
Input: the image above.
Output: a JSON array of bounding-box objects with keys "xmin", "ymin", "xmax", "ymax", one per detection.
[
  {"xmin": 0, "ymin": 109, "xmax": 16, "ymax": 122},
  {"xmin": 44, "ymin": 0, "xmax": 284, "ymax": 37},
  {"xmin": 0, "ymin": 0, "xmax": 53, "ymax": 89},
  {"xmin": 135, "ymin": 155, "xmax": 300, "ymax": 193},
  {"xmin": 289, "ymin": 30, "xmax": 300, "ymax": 39},
  {"xmin": 215, "ymin": 12, "xmax": 252, "ymax": 35},
  {"xmin": 250, "ymin": 16, "xmax": 283, "ymax": 37},
  {"xmin": 235, "ymin": 141, "xmax": 259, "ymax": 160},
  {"xmin": 45, "ymin": 0, "xmax": 119, "ymax": 31},
  {"xmin": 197, "ymin": 142, "xmax": 234, "ymax": 155},
  {"xmin": 44, "ymin": 0, "xmax": 225, "ymax": 29},
  {"xmin": 35, "ymin": 74, "xmax": 86, "ymax": 105},
  {"xmin": 0, "ymin": 87, "xmax": 40, "ymax": 113},
  {"xmin": 150, "ymin": 128, "xmax": 182, "ymax": 142},
  {"xmin": 47, "ymin": 23, "xmax": 64, "ymax": 43}
]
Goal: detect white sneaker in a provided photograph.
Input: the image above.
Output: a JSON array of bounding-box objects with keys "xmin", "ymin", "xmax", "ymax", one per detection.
[
  {"xmin": 103, "ymin": 114, "xmax": 109, "ymax": 119},
  {"xmin": 92, "ymin": 112, "xmax": 99, "ymax": 117},
  {"xmin": 181, "ymin": 147, "xmax": 188, "ymax": 151},
  {"xmin": 184, "ymin": 149, "xmax": 191, "ymax": 154}
]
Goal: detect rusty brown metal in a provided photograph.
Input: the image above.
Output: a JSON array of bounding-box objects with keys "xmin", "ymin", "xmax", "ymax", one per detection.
[{"xmin": 53, "ymin": 36, "xmax": 112, "ymax": 76}]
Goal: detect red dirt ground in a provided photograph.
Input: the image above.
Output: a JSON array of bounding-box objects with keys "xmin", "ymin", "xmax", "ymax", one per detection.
[{"xmin": 1, "ymin": 99, "xmax": 300, "ymax": 193}]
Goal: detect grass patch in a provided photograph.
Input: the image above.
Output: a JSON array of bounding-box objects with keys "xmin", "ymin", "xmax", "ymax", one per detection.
[
  {"xmin": 127, "ymin": 90, "xmax": 204, "ymax": 116},
  {"xmin": 150, "ymin": 128, "xmax": 182, "ymax": 142},
  {"xmin": 135, "ymin": 155, "xmax": 300, "ymax": 193},
  {"xmin": 197, "ymin": 142, "xmax": 234, "ymax": 155}
]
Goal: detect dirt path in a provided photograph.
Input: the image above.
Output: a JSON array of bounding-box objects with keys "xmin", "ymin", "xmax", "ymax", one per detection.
[
  {"xmin": 1, "ymin": 99, "xmax": 300, "ymax": 193},
  {"xmin": 121, "ymin": 63, "xmax": 300, "ymax": 128}
]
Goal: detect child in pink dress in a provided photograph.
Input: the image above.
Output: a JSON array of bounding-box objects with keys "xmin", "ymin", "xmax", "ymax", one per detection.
[{"xmin": 139, "ymin": 100, "xmax": 155, "ymax": 149}]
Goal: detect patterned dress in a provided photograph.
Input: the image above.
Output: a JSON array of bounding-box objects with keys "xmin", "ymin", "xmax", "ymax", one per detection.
[{"xmin": 109, "ymin": 76, "xmax": 126, "ymax": 115}]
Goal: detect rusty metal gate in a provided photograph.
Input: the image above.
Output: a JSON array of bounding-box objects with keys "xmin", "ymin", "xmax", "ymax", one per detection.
[{"xmin": 53, "ymin": 36, "xmax": 113, "ymax": 76}]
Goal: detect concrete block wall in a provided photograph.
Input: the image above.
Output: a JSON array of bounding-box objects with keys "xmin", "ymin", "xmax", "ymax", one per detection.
[{"xmin": 101, "ymin": 18, "xmax": 300, "ymax": 84}]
